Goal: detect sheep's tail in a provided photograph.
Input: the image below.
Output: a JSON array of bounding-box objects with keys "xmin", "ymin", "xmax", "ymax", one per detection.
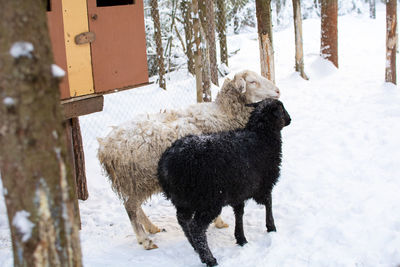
[{"xmin": 97, "ymin": 144, "xmax": 132, "ymax": 202}]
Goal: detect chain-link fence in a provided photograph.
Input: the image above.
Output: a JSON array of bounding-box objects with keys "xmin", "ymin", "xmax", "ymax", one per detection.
[
  {"xmin": 79, "ymin": 0, "xmax": 372, "ymax": 150},
  {"xmin": 80, "ymin": 0, "xmax": 245, "ymax": 150}
]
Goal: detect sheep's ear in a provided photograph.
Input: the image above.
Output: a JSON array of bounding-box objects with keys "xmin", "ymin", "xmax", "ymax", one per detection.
[{"xmin": 234, "ymin": 77, "xmax": 247, "ymax": 93}]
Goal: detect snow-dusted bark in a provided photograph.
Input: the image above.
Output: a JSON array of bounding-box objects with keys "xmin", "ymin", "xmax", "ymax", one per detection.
[
  {"xmin": 321, "ymin": 0, "xmax": 338, "ymax": 68},
  {"xmin": 199, "ymin": 0, "xmax": 219, "ymax": 86},
  {"xmin": 292, "ymin": 0, "xmax": 309, "ymax": 80},
  {"xmin": 198, "ymin": 0, "xmax": 212, "ymax": 101},
  {"xmin": 192, "ymin": 0, "xmax": 204, "ymax": 103},
  {"xmin": 150, "ymin": 0, "xmax": 166, "ymax": 89},
  {"xmin": 181, "ymin": 0, "xmax": 195, "ymax": 74},
  {"xmin": 385, "ymin": 0, "xmax": 397, "ymax": 84},
  {"xmin": 216, "ymin": 0, "xmax": 228, "ymax": 67},
  {"xmin": 0, "ymin": 1, "xmax": 82, "ymax": 266},
  {"xmin": 256, "ymin": 0, "xmax": 275, "ymax": 83}
]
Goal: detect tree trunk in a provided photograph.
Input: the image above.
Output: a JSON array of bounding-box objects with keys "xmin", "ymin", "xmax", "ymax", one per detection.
[
  {"xmin": 181, "ymin": 0, "xmax": 195, "ymax": 74},
  {"xmin": 276, "ymin": 0, "xmax": 282, "ymax": 25},
  {"xmin": 256, "ymin": 0, "xmax": 275, "ymax": 83},
  {"xmin": 200, "ymin": 25, "xmax": 212, "ymax": 102},
  {"xmin": 216, "ymin": 0, "xmax": 228, "ymax": 68},
  {"xmin": 0, "ymin": 1, "xmax": 83, "ymax": 266},
  {"xmin": 314, "ymin": 0, "xmax": 320, "ymax": 9},
  {"xmin": 192, "ymin": 0, "xmax": 203, "ymax": 103},
  {"xmin": 292, "ymin": 0, "xmax": 309, "ymax": 80},
  {"xmin": 369, "ymin": 0, "xmax": 376, "ymax": 19},
  {"xmin": 385, "ymin": 0, "xmax": 397, "ymax": 84},
  {"xmin": 151, "ymin": 0, "xmax": 166, "ymax": 89},
  {"xmin": 164, "ymin": 0, "xmax": 178, "ymax": 74},
  {"xmin": 232, "ymin": 1, "xmax": 241, "ymax": 34},
  {"xmin": 198, "ymin": 0, "xmax": 212, "ymax": 102},
  {"xmin": 203, "ymin": 0, "xmax": 219, "ymax": 86},
  {"xmin": 321, "ymin": 0, "xmax": 338, "ymax": 68}
]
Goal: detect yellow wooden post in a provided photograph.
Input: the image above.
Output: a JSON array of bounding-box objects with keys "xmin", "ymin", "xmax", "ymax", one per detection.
[{"xmin": 62, "ymin": 0, "xmax": 94, "ymax": 97}]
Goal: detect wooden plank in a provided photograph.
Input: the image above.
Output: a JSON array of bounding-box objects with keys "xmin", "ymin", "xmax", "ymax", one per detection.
[
  {"xmin": 62, "ymin": 95, "xmax": 104, "ymax": 119},
  {"xmin": 71, "ymin": 118, "xmax": 89, "ymax": 201},
  {"xmin": 62, "ymin": 0, "xmax": 95, "ymax": 97},
  {"xmin": 65, "ymin": 119, "xmax": 82, "ymax": 229}
]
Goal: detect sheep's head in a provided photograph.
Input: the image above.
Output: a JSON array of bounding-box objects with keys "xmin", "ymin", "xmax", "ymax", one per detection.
[
  {"xmin": 233, "ymin": 70, "xmax": 280, "ymax": 104},
  {"xmin": 246, "ymin": 99, "xmax": 291, "ymax": 131}
]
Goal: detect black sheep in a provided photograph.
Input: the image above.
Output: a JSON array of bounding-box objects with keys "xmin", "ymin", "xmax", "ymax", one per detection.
[{"xmin": 157, "ymin": 99, "xmax": 291, "ymax": 266}]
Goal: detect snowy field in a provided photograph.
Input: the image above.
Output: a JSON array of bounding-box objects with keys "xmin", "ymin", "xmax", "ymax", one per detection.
[{"xmin": 1, "ymin": 3, "xmax": 400, "ymax": 267}]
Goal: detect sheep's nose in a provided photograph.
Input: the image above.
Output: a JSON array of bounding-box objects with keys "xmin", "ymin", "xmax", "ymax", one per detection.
[{"xmin": 275, "ymin": 89, "xmax": 280, "ymax": 98}]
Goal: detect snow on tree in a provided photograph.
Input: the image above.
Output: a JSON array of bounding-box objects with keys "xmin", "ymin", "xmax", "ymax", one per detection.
[{"xmin": 216, "ymin": 0, "xmax": 229, "ymax": 68}]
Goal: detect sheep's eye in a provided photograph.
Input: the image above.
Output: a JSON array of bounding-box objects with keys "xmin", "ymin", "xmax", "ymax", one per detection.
[{"xmin": 249, "ymin": 81, "xmax": 257, "ymax": 84}]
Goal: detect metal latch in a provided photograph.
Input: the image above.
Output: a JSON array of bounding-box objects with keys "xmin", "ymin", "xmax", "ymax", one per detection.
[{"xmin": 74, "ymin": 32, "xmax": 96, "ymax": 45}]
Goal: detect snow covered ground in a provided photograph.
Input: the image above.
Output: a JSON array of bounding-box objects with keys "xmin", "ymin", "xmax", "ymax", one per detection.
[{"xmin": 1, "ymin": 3, "xmax": 400, "ymax": 267}]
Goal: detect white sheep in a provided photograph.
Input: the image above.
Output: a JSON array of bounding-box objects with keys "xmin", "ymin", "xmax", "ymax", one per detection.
[{"xmin": 97, "ymin": 70, "xmax": 280, "ymax": 250}]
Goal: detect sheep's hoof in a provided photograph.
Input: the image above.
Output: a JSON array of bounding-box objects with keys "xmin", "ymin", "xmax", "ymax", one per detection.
[
  {"xmin": 201, "ymin": 255, "xmax": 218, "ymax": 266},
  {"xmin": 148, "ymin": 227, "xmax": 161, "ymax": 234},
  {"xmin": 266, "ymin": 225, "xmax": 276, "ymax": 232},
  {"xmin": 215, "ymin": 222, "xmax": 229, "ymax": 229},
  {"xmin": 214, "ymin": 220, "xmax": 229, "ymax": 229},
  {"xmin": 161, "ymin": 228, "xmax": 167, "ymax": 232},
  {"xmin": 205, "ymin": 258, "xmax": 218, "ymax": 267},
  {"xmin": 213, "ymin": 217, "xmax": 229, "ymax": 229},
  {"xmin": 142, "ymin": 239, "xmax": 158, "ymax": 250},
  {"xmin": 237, "ymin": 239, "xmax": 248, "ymax": 246}
]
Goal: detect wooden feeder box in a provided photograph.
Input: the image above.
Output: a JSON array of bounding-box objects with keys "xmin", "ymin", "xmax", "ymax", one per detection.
[
  {"xmin": 45, "ymin": 0, "xmax": 149, "ymax": 210},
  {"xmin": 47, "ymin": 0, "xmax": 149, "ymax": 118}
]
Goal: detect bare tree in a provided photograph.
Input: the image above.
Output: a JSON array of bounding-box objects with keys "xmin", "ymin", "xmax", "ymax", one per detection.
[
  {"xmin": 196, "ymin": 0, "xmax": 212, "ymax": 101},
  {"xmin": 292, "ymin": 0, "xmax": 309, "ymax": 80},
  {"xmin": 151, "ymin": 0, "xmax": 166, "ymax": 89},
  {"xmin": 192, "ymin": 0, "xmax": 204, "ymax": 102},
  {"xmin": 181, "ymin": 0, "xmax": 195, "ymax": 74},
  {"xmin": 164, "ymin": 0, "xmax": 179, "ymax": 74},
  {"xmin": 202, "ymin": 0, "xmax": 219, "ymax": 86},
  {"xmin": 232, "ymin": 0, "xmax": 242, "ymax": 34},
  {"xmin": 256, "ymin": 0, "xmax": 275, "ymax": 83},
  {"xmin": 369, "ymin": 0, "xmax": 376, "ymax": 19},
  {"xmin": 216, "ymin": 0, "xmax": 228, "ymax": 68},
  {"xmin": 385, "ymin": 0, "xmax": 397, "ymax": 84},
  {"xmin": 276, "ymin": 0, "xmax": 282, "ymax": 25},
  {"xmin": 0, "ymin": 1, "xmax": 82, "ymax": 266},
  {"xmin": 200, "ymin": 25, "xmax": 212, "ymax": 102},
  {"xmin": 321, "ymin": 0, "xmax": 338, "ymax": 68}
]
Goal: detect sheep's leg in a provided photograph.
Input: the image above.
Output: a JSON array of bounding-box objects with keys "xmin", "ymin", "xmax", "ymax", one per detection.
[
  {"xmin": 189, "ymin": 209, "xmax": 221, "ymax": 267},
  {"xmin": 233, "ymin": 203, "xmax": 247, "ymax": 246},
  {"xmin": 265, "ymin": 193, "xmax": 276, "ymax": 232},
  {"xmin": 213, "ymin": 215, "xmax": 229, "ymax": 228},
  {"xmin": 138, "ymin": 206, "xmax": 163, "ymax": 234},
  {"xmin": 176, "ymin": 207, "xmax": 197, "ymax": 251},
  {"xmin": 124, "ymin": 201, "xmax": 158, "ymax": 250}
]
